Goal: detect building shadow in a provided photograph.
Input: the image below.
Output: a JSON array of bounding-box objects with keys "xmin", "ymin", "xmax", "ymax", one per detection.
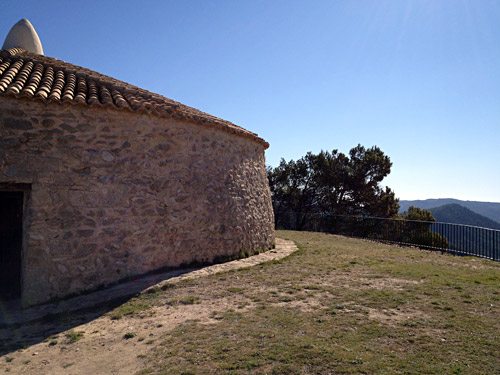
[
  {"xmin": 0, "ymin": 266, "xmax": 196, "ymax": 356},
  {"xmin": 0, "ymin": 296, "xmax": 130, "ymax": 356}
]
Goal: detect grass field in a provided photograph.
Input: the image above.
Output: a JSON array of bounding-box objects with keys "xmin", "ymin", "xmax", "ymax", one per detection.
[
  {"xmin": 131, "ymin": 230, "xmax": 500, "ymax": 374},
  {"xmin": 4, "ymin": 230, "xmax": 499, "ymax": 374}
]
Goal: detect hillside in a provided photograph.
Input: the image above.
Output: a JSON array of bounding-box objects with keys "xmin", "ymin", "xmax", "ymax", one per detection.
[
  {"xmin": 429, "ymin": 203, "xmax": 500, "ymax": 230},
  {"xmin": 425, "ymin": 204, "xmax": 500, "ymax": 258},
  {"xmin": 399, "ymin": 199, "xmax": 500, "ymax": 223},
  {"xmin": 1, "ymin": 231, "xmax": 500, "ymax": 374}
]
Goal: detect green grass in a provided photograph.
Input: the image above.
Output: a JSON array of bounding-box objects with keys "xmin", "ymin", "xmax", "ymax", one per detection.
[
  {"xmin": 109, "ymin": 300, "xmax": 153, "ymax": 320},
  {"xmin": 65, "ymin": 331, "xmax": 84, "ymax": 344},
  {"xmin": 124, "ymin": 332, "xmax": 137, "ymax": 340},
  {"xmin": 179, "ymin": 296, "xmax": 199, "ymax": 305},
  {"xmin": 40, "ymin": 231, "xmax": 487, "ymax": 373},
  {"xmin": 43, "ymin": 334, "xmax": 59, "ymax": 346},
  {"xmin": 130, "ymin": 230, "xmax": 500, "ymax": 374}
]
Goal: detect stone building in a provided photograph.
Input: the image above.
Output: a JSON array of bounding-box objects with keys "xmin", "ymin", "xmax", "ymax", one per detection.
[{"xmin": 0, "ymin": 19, "xmax": 274, "ymax": 307}]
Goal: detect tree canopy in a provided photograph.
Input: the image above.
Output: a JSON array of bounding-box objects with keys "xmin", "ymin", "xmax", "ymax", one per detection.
[
  {"xmin": 268, "ymin": 145, "xmax": 400, "ymax": 230},
  {"xmin": 399, "ymin": 206, "xmax": 436, "ymax": 222},
  {"xmin": 399, "ymin": 206, "xmax": 449, "ymax": 249}
]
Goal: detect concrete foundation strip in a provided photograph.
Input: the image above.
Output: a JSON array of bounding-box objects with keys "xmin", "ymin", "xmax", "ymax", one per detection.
[{"xmin": 148, "ymin": 238, "xmax": 298, "ymax": 291}]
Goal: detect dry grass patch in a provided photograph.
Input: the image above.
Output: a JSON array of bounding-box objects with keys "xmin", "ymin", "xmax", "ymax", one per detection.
[
  {"xmin": 2, "ymin": 231, "xmax": 499, "ymax": 375},
  {"xmin": 134, "ymin": 231, "xmax": 500, "ymax": 374}
]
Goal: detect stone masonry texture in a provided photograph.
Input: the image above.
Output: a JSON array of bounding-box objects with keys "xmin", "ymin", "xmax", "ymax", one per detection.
[{"xmin": 0, "ymin": 96, "xmax": 275, "ymax": 306}]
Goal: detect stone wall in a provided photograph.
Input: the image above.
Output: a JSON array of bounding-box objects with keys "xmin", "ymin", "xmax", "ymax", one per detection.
[{"xmin": 0, "ymin": 97, "xmax": 274, "ymax": 306}]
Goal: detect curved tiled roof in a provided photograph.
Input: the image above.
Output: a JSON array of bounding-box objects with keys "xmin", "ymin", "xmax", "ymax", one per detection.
[{"xmin": 0, "ymin": 48, "xmax": 268, "ymax": 147}]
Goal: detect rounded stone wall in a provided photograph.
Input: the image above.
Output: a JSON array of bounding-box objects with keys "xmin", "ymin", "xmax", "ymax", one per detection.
[{"xmin": 0, "ymin": 97, "xmax": 274, "ymax": 306}]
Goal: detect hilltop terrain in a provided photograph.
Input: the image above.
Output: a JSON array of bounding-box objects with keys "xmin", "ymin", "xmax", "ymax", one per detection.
[
  {"xmin": 400, "ymin": 199, "xmax": 500, "ymax": 224},
  {"xmin": 429, "ymin": 203, "xmax": 500, "ymax": 230},
  {"xmin": 1, "ymin": 231, "xmax": 499, "ymax": 374}
]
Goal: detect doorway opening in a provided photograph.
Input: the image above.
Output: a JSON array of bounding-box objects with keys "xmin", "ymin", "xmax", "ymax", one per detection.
[{"xmin": 0, "ymin": 189, "xmax": 26, "ymax": 300}]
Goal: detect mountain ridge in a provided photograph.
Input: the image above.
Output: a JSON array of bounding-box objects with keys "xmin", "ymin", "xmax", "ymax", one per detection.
[
  {"xmin": 428, "ymin": 203, "xmax": 500, "ymax": 230},
  {"xmin": 399, "ymin": 199, "xmax": 500, "ymax": 223}
]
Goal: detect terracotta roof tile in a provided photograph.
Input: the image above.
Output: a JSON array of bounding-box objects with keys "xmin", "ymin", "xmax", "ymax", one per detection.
[
  {"xmin": 35, "ymin": 65, "xmax": 53, "ymax": 99},
  {"xmin": 0, "ymin": 58, "xmax": 23, "ymax": 91},
  {"xmin": 61, "ymin": 72, "xmax": 76, "ymax": 102},
  {"xmin": 21, "ymin": 62, "xmax": 44, "ymax": 97},
  {"xmin": 88, "ymin": 80, "xmax": 99, "ymax": 105},
  {"xmin": 0, "ymin": 47, "xmax": 268, "ymax": 147},
  {"xmin": 48, "ymin": 70, "xmax": 64, "ymax": 101},
  {"xmin": 74, "ymin": 76, "xmax": 87, "ymax": 103}
]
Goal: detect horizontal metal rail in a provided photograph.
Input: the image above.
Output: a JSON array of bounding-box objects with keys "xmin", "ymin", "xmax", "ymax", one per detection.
[{"xmin": 274, "ymin": 212, "xmax": 500, "ymax": 261}]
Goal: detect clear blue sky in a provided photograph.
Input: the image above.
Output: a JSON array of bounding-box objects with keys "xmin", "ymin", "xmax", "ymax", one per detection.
[{"xmin": 2, "ymin": 1, "xmax": 500, "ymax": 202}]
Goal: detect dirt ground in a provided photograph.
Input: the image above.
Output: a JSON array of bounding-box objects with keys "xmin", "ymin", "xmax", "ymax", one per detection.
[
  {"xmin": 2, "ymin": 297, "xmax": 253, "ymax": 374},
  {"xmin": 0, "ymin": 238, "xmax": 297, "ymax": 375},
  {"xmin": 3, "ymin": 232, "xmax": 497, "ymax": 374}
]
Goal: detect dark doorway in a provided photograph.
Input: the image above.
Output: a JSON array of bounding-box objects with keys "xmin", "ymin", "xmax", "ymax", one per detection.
[{"xmin": 0, "ymin": 191, "xmax": 24, "ymax": 300}]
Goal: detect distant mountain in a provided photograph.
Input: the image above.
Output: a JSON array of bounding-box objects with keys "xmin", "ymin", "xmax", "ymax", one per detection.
[
  {"xmin": 428, "ymin": 204, "xmax": 500, "ymax": 230},
  {"xmin": 399, "ymin": 199, "xmax": 500, "ymax": 223},
  {"xmin": 423, "ymin": 204, "xmax": 500, "ymax": 259}
]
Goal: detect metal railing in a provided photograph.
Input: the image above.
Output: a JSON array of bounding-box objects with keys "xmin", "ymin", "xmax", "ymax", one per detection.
[{"xmin": 275, "ymin": 212, "xmax": 500, "ymax": 261}]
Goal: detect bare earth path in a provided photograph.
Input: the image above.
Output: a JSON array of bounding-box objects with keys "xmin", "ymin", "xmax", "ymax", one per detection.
[{"xmin": 0, "ymin": 238, "xmax": 297, "ymax": 375}]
